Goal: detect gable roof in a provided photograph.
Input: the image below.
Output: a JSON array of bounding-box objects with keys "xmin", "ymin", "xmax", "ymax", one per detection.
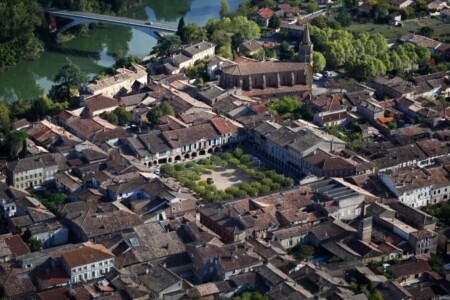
[{"xmin": 84, "ymin": 94, "xmax": 119, "ymax": 113}]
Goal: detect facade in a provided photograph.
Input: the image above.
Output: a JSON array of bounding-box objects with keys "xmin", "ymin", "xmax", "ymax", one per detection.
[
  {"xmin": 81, "ymin": 64, "xmax": 148, "ymax": 99},
  {"xmin": 165, "ymin": 41, "xmax": 216, "ymax": 74},
  {"xmin": 6, "ymin": 154, "xmax": 62, "ymax": 189},
  {"xmin": 61, "ymin": 243, "xmax": 115, "ymax": 283},
  {"xmin": 252, "ymin": 122, "xmax": 346, "ymax": 176},
  {"xmin": 126, "ymin": 118, "xmax": 245, "ymax": 167},
  {"xmin": 379, "ymin": 169, "xmax": 433, "ymax": 208}
]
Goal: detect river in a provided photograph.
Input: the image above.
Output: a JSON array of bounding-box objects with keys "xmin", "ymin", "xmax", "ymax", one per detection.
[{"xmin": 0, "ymin": 0, "xmax": 243, "ymax": 103}]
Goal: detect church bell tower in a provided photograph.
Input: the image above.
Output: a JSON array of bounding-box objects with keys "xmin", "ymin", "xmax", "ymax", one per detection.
[{"xmin": 299, "ymin": 24, "xmax": 313, "ymax": 66}]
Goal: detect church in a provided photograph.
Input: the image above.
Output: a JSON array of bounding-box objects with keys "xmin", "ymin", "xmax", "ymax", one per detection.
[{"xmin": 219, "ymin": 25, "xmax": 314, "ymax": 99}]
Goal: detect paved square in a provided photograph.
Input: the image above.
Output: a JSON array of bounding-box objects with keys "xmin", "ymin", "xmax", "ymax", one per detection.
[{"xmin": 200, "ymin": 166, "xmax": 253, "ymax": 190}]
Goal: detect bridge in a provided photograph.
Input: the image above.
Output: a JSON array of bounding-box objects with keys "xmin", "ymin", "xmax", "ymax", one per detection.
[{"xmin": 46, "ymin": 8, "xmax": 177, "ymax": 39}]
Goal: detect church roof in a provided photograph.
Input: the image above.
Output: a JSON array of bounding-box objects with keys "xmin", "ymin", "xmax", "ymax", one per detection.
[{"xmin": 221, "ymin": 61, "xmax": 306, "ymax": 76}]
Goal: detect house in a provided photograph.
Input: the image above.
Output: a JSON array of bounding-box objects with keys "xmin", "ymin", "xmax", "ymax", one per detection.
[
  {"xmin": 274, "ymin": 4, "xmax": 300, "ymax": 18},
  {"xmin": 367, "ymin": 76, "xmax": 415, "ymax": 99},
  {"xmin": 82, "ymin": 94, "xmax": 119, "ymax": 117},
  {"xmin": 164, "ymin": 41, "xmax": 216, "ymax": 74},
  {"xmin": 379, "ymin": 168, "xmax": 433, "ymax": 208},
  {"xmin": 59, "ymin": 201, "xmax": 142, "ymax": 242},
  {"xmin": 250, "ymin": 8, "xmax": 275, "ymax": 27},
  {"xmin": 310, "ymin": 178, "xmax": 365, "ymax": 221},
  {"xmin": 0, "ymin": 263, "xmax": 36, "ymax": 298},
  {"xmin": 252, "ymin": 121, "xmax": 346, "ymax": 176},
  {"xmin": 6, "ymin": 153, "xmax": 66, "ymax": 189},
  {"xmin": 358, "ymin": 2, "xmax": 374, "ymax": 14},
  {"xmin": 120, "ymin": 92, "xmax": 155, "ymax": 111},
  {"xmin": 389, "ymin": 0, "xmax": 413, "ymax": 8},
  {"xmin": 126, "ymin": 117, "xmax": 244, "ymax": 167},
  {"xmin": 238, "ymin": 40, "xmax": 263, "ymax": 56},
  {"xmin": 279, "ymin": 22, "xmax": 303, "ymax": 37},
  {"xmin": 388, "ymin": 258, "xmax": 432, "ymax": 286},
  {"xmin": 61, "ymin": 242, "xmax": 115, "ymax": 283},
  {"xmin": 441, "ymin": 8, "xmax": 450, "ymax": 22},
  {"xmin": 0, "ymin": 234, "xmax": 30, "ymax": 263},
  {"xmin": 302, "ymin": 150, "xmax": 357, "ymax": 178},
  {"xmin": 389, "ymin": 12, "xmax": 402, "ymax": 25},
  {"xmin": 424, "ymin": 166, "xmax": 450, "ymax": 203},
  {"xmin": 54, "ymin": 171, "xmax": 83, "ymax": 194},
  {"xmin": 186, "ymin": 241, "xmax": 262, "ymax": 283},
  {"xmin": 206, "ymin": 55, "xmax": 236, "ymax": 80},
  {"xmin": 81, "ymin": 63, "xmax": 148, "ymax": 99},
  {"xmin": 313, "ymin": 109, "xmax": 354, "ymax": 128},
  {"xmin": 400, "ymin": 34, "xmax": 442, "ymax": 55},
  {"xmin": 129, "ymin": 263, "xmax": 183, "ymax": 298},
  {"xmin": 427, "ymin": 0, "xmax": 448, "ymax": 11}
]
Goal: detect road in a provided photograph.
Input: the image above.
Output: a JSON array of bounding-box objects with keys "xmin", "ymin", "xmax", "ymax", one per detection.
[{"xmin": 46, "ymin": 8, "xmax": 177, "ymax": 32}]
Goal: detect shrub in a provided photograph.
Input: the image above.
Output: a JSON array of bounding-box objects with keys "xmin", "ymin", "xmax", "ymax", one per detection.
[
  {"xmin": 221, "ymin": 152, "xmax": 234, "ymax": 160},
  {"xmin": 253, "ymin": 172, "xmax": 266, "ymax": 181},
  {"xmin": 229, "ymin": 158, "xmax": 240, "ymax": 166},
  {"xmin": 233, "ymin": 147, "xmax": 244, "ymax": 158},
  {"xmin": 240, "ymin": 154, "xmax": 252, "ymax": 163},
  {"xmin": 185, "ymin": 161, "xmax": 197, "ymax": 168},
  {"xmin": 174, "ymin": 164, "xmax": 186, "ymax": 171}
]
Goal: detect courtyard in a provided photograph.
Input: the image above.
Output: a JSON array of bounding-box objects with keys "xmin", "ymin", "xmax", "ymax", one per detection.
[{"xmin": 160, "ymin": 148, "xmax": 295, "ymax": 202}]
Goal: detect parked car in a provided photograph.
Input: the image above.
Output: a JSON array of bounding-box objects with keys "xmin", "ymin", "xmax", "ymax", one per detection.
[{"xmin": 313, "ymin": 73, "xmax": 324, "ymax": 81}]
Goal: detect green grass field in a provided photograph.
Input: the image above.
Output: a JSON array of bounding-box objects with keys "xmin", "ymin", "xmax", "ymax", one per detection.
[{"xmin": 346, "ymin": 17, "xmax": 450, "ymax": 41}]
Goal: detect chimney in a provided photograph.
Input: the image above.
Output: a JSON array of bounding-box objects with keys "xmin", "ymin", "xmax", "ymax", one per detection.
[{"xmin": 358, "ymin": 217, "xmax": 373, "ymax": 243}]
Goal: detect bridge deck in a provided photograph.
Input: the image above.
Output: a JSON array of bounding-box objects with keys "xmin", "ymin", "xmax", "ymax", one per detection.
[{"xmin": 46, "ymin": 8, "xmax": 177, "ymax": 32}]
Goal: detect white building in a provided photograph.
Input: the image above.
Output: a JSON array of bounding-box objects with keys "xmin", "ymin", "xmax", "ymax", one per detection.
[
  {"xmin": 164, "ymin": 41, "xmax": 216, "ymax": 74},
  {"xmin": 379, "ymin": 169, "xmax": 433, "ymax": 208},
  {"xmin": 61, "ymin": 243, "xmax": 115, "ymax": 283},
  {"xmin": 81, "ymin": 64, "xmax": 148, "ymax": 99}
]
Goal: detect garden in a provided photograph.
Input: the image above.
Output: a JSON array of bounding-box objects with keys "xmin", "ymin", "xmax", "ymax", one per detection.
[{"xmin": 160, "ymin": 148, "xmax": 295, "ymax": 202}]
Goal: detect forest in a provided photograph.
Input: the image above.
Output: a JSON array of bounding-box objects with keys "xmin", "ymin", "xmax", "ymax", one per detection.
[{"xmin": 0, "ymin": 0, "xmax": 142, "ymax": 71}]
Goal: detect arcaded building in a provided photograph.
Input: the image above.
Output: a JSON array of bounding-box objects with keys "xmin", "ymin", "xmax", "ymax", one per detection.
[{"xmin": 219, "ymin": 25, "xmax": 314, "ymax": 98}]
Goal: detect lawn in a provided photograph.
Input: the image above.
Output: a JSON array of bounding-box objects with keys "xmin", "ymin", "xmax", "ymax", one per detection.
[
  {"xmin": 160, "ymin": 148, "xmax": 295, "ymax": 202},
  {"xmin": 346, "ymin": 17, "xmax": 450, "ymax": 40}
]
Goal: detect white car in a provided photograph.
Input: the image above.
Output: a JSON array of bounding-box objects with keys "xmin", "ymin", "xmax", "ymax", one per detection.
[{"xmin": 313, "ymin": 73, "xmax": 324, "ymax": 81}]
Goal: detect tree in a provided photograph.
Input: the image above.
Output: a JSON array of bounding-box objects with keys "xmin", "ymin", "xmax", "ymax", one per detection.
[
  {"xmin": 153, "ymin": 35, "xmax": 182, "ymax": 57},
  {"xmin": 313, "ymin": 52, "xmax": 326, "ymax": 72},
  {"xmin": 0, "ymin": 103, "xmax": 11, "ymax": 135},
  {"xmin": 3, "ymin": 130, "xmax": 28, "ymax": 158},
  {"xmin": 183, "ymin": 23, "xmax": 208, "ymax": 45},
  {"xmin": 280, "ymin": 41, "xmax": 294, "ymax": 60},
  {"xmin": 176, "ymin": 17, "xmax": 186, "ymax": 40},
  {"xmin": 268, "ymin": 15, "xmax": 281, "ymax": 29},
  {"xmin": 419, "ymin": 26, "xmax": 434, "ymax": 38},
  {"xmin": 268, "ymin": 96, "xmax": 299, "ymax": 119},
  {"xmin": 336, "ymin": 8, "xmax": 352, "ymax": 26},
  {"xmin": 49, "ymin": 59, "xmax": 87, "ymax": 102},
  {"xmin": 306, "ymin": 1, "xmax": 320, "ymax": 13},
  {"xmin": 370, "ymin": 289, "xmax": 384, "ymax": 300},
  {"xmin": 429, "ymin": 253, "xmax": 443, "ymax": 273},
  {"xmin": 27, "ymin": 238, "xmax": 42, "ymax": 252},
  {"xmin": 146, "ymin": 101, "xmax": 175, "ymax": 125},
  {"xmin": 220, "ymin": 0, "xmax": 231, "ymax": 18}
]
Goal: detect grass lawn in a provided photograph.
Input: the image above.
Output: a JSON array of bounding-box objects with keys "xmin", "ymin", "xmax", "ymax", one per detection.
[{"xmin": 346, "ymin": 17, "xmax": 450, "ymax": 40}]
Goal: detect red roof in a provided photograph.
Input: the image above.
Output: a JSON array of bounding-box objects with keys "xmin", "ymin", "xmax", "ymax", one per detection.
[
  {"xmin": 0, "ymin": 234, "xmax": 30, "ymax": 257},
  {"xmin": 210, "ymin": 117, "xmax": 238, "ymax": 135},
  {"xmin": 85, "ymin": 94, "xmax": 119, "ymax": 113},
  {"xmin": 256, "ymin": 8, "xmax": 275, "ymax": 20}
]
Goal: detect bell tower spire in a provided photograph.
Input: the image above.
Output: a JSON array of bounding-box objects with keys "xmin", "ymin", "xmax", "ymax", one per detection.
[{"xmin": 299, "ymin": 23, "xmax": 313, "ymax": 65}]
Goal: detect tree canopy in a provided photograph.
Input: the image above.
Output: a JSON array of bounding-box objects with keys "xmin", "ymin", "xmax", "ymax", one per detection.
[
  {"xmin": 49, "ymin": 59, "xmax": 87, "ymax": 102},
  {"xmin": 310, "ymin": 26, "xmax": 430, "ymax": 79},
  {"xmin": 146, "ymin": 101, "xmax": 175, "ymax": 125},
  {"xmin": 153, "ymin": 35, "xmax": 182, "ymax": 57}
]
